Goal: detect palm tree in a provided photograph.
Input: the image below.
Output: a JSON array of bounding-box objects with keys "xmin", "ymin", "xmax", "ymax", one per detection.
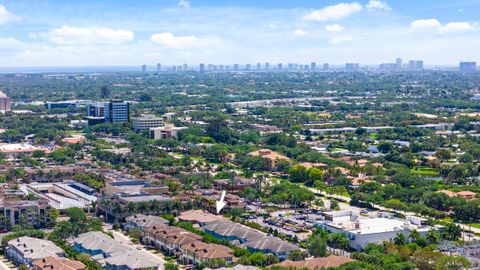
[
  {"xmin": 89, "ymin": 200, "xmax": 97, "ymax": 216},
  {"xmin": 138, "ymin": 202, "xmax": 149, "ymax": 214},
  {"xmin": 444, "ymin": 223, "xmax": 462, "ymax": 241},
  {"xmin": 409, "ymin": 229, "xmax": 420, "ymax": 243},
  {"xmin": 112, "ymin": 203, "xmax": 123, "ymax": 224},
  {"xmin": 150, "ymin": 200, "xmax": 160, "ymax": 215},
  {"xmin": 393, "ymin": 233, "xmax": 407, "ymax": 245},
  {"xmin": 126, "ymin": 202, "xmax": 137, "ymax": 215},
  {"xmin": 426, "ymin": 230, "xmax": 440, "ymax": 245}
]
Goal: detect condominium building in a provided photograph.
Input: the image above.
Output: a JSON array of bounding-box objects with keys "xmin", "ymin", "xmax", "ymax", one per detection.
[
  {"xmin": 0, "ymin": 91, "xmax": 11, "ymax": 112},
  {"xmin": 460, "ymin": 62, "xmax": 476, "ymax": 73},
  {"xmin": 0, "ymin": 197, "xmax": 52, "ymax": 230},
  {"xmin": 133, "ymin": 114, "xmax": 164, "ymax": 132}
]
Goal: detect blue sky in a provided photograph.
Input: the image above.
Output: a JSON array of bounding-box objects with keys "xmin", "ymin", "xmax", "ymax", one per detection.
[{"xmin": 0, "ymin": 0, "xmax": 478, "ymax": 67}]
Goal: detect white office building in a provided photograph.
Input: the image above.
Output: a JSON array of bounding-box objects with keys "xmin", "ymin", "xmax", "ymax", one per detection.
[{"xmin": 133, "ymin": 114, "xmax": 164, "ymax": 132}]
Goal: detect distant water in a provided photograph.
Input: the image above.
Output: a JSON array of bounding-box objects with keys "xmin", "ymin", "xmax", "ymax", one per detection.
[{"xmin": 0, "ymin": 66, "xmax": 143, "ymax": 74}]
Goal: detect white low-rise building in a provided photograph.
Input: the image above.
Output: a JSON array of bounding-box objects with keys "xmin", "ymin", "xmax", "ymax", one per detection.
[
  {"xmin": 317, "ymin": 210, "xmax": 438, "ymax": 250},
  {"xmin": 133, "ymin": 114, "xmax": 164, "ymax": 132},
  {"xmin": 149, "ymin": 124, "xmax": 187, "ymax": 140}
]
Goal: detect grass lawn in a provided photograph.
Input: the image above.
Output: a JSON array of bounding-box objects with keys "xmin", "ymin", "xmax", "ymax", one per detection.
[
  {"xmin": 410, "ymin": 167, "xmax": 440, "ymax": 176},
  {"xmin": 468, "ymin": 223, "xmax": 480, "ymax": 229}
]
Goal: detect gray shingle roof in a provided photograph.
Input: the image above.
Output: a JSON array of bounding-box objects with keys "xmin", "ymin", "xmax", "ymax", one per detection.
[{"xmin": 8, "ymin": 237, "xmax": 64, "ymax": 260}]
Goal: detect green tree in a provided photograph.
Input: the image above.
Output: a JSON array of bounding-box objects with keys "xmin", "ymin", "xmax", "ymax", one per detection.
[
  {"xmin": 393, "ymin": 233, "xmax": 407, "ymax": 245},
  {"xmin": 306, "ymin": 234, "xmax": 327, "ymax": 257}
]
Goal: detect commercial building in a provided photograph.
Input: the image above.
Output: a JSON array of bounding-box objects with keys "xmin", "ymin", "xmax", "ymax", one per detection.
[
  {"xmin": 0, "ymin": 91, "xmax": 11, "ymax": 112},
  {"xmin": 45, "ymin": 101, "xmax": 83, "ymax": 109},
  {"xmin": 460, "ymin": 62, "xmax": 476, "ymax": 73},
  {"xmin": 6, "ymin": 237, "xmax": 65, "ymax": 266},
  {"xmin": 22, "ymin": 181, "xmax": 97, "ymax": 211},
  {"xmin": 133, "ymin": 114, "xmax": 164, "ymax": 132},
  {"xmin": 142, "ymin": 64, "xmax": 147, "ymax": 73},
  {"xmin": 177, "ymin": 210, "xmax": 224, "ymax": 226},
  {"xmin": 0, "ymin": 143, "xmax": 51, "ymax": 157},
  {"xmin": 87, "ymin": 100, "xmax": 130, "ymax": 124},
  {"xmin": 149, "ymin": 124, "xmax": 187, "ymax": 140},
  {"xmin": 105, "ymin": 180, "xmax": 169, "ymax": 198},
  {"xmin": 316, "ymin": 210, "xmax": 438, "ymax": 250}
]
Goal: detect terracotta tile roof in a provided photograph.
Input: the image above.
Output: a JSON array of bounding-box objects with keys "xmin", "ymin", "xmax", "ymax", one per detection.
[
  {"xmin": 248, "ymin": 149, "xmax": 291, "ymax": 162},
  {"xmin": 178, "ymin": 210, "xmax": 225, "ymax": 224},
  {"xmin": 273, "ymin": 256, "xmax": 354, "ymax": 269},
  {"xmin": 182, "ymin": 241, "xmax": 234, "ymax": 259},
  {"xmin": 437, "ymin": 190, "xmax": 458, "ymax": 197},
  {"xmin": 32, "ymin": 256, "xmax": 85, "ymax": 270}
]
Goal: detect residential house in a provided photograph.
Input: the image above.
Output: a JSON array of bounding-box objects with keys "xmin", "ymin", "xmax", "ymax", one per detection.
[
  {"xmin": 71, "ymin": 231, "xmax": 163, "ymax": 270},
  {"xmin": 247, "ymin": 149, "xmax": 291, "ymax": 170},
  {"xmin": 6, "ymin": 237, "xmax": 65, "ymax": 266},
  {"xmin": 125, "ymin": 214, "xmax": 170, "ymax": 232},
  {"xmin": 180, "ymin": 241, "xmax": 234, "ymax": 265},
  {"xmin": 32, "ymin": 256, "xmax": 86, "ymax": 270},
  {"xmin": 272, "ymin": 256, "xmax": 353, "ymax": 269},
  {"xmin": 202, "ymin": 220, "xmax": 298, "ymax": 260}
]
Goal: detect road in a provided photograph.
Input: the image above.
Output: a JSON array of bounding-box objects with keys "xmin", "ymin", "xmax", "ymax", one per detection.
[
  {"xmin": 307, "ymin": 187, "xmax": 480, "ymax": 236},
  {"xmin": 0, "ymin": 257, "xmax": 14, "ymax": 270}
]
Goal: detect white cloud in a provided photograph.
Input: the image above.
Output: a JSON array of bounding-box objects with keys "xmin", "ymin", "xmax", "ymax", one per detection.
[
  {"xmin": 366, "ymin": 0, "xmax": 392, "ymax": 12},
  {"xmin": 325, "ymin": 24, "xmax": 344, "ymax": 32},
  {"xmin": 329, "ymin": 35, "xmax": 354, "ymax": 44},
  {"xmin": 267, "ymin": 23, "xmax": 277, "ymax": 30},
  {"xmin": 0, "ymin": 37, "xmax": 25, "ymax": 50},
  {"xmin": 37, "ymin": 26, "xmax": 134, "ymax": 45},
  {"xmin": 177, "ymin": 0, "xmax": 191, "ymax": 9},
  {"xmin": 411, "ymin": 19, "xmax": 476, "ymax": 34},
  {"xmin": 410, "ymin": 18, "xmax": 441, "ymax": 29},
  {"xmin": 439, "ymin": 22, "xmax": 474, "ymax": 33},
  {"xmin": 292, "ymin": 29, "xmax": 307, "ymax": 36},
  {"xmin": 0, "ymin": 5, "xmax": 19, "ymax": 25},
  {"xmin": 150, "ymin": 32, "xmax": 199, "ymax": 48},
  {"xmin": 302, "ymin": 2, "xmax": 362, "ymax": 21}
]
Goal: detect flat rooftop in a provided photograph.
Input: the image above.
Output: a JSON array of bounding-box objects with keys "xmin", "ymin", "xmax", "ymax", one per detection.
[{"xmin": 326, "ymin": 217, "xmax": 430, "ymax": 234}]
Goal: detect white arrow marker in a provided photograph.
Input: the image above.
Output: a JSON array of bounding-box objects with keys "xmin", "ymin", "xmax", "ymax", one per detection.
[{"xmin": 216, "ymin": 190, "xmax": 227, "ymax": 214}]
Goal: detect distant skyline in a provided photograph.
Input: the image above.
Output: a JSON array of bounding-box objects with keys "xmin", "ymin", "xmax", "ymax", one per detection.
[{"xmin": 0, "ymin": 0, "xmax": 479, "ymax": 67}]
